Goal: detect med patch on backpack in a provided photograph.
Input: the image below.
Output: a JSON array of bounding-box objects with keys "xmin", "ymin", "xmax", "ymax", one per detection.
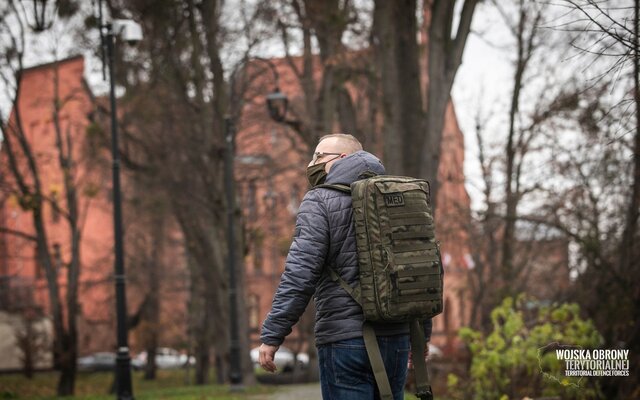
[{"xmin": 319, "ymin": 175, "xmax": 444, "ymax": 400}]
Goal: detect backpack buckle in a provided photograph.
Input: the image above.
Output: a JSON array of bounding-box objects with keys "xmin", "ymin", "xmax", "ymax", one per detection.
[{"xmin": 416, "ymin": 386, "xmax": 433, "ymax": 400}]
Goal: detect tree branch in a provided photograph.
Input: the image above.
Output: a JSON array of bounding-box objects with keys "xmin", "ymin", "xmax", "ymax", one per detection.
[{"xmin": 0, "ymin": 227, "xmax": 37, "ymax": 242}]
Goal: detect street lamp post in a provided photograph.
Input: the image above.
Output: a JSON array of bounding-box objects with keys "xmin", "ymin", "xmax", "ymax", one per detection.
[
  {"xmin": 224, "ymin": 58, "xmax": 288, "ymax": 389},
  {"xmin": 103, "ymin": 19, "xmax": 142, "ymax": 400},
  {"xmin": 106, "ymin": 25, "xmax": 134, "ymax": 400},
  {"xmin": 223, "ymin": 116, "xmax": 243, "ymax": 388}
]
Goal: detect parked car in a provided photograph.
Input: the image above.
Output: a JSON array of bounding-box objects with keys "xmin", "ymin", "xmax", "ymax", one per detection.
[
  {"xmin": 132, "ymin": 347, "xmax": 194, "ymax": 370},
  {"xmin": 77, "ymin": 352, "xmax": 116, "ymax": 372},
  {"xmin": 249, "ymin": 346, "xmax": 309, "ymax": 373}
]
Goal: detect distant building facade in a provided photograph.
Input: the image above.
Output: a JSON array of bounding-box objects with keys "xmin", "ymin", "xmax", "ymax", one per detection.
[
  {"xmin": 0, "ymin": 56, "xmax": 116, "ymax": 368},
  {"xmin": 0, "ymin": 56, "xmax": 188, "ymax": 370}
]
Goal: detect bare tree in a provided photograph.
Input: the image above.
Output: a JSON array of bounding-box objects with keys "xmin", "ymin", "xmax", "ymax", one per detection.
[
  {"xmin": 540, "ymin": 2, "xmax": 640, "ymax": 396},
  {"xmin": 0, "ymin": 5, "xmax": 87, "ymax": 394},
  {"xmin": 462, "ymin": 0, "xmax": 639, "ymax": 389},
  {"xmin": 124, "ymin": 181, "xmax": 169, "ymax": 381},
  {"xmin": 464, "ymin": 0, "xmax": 597, "ymax": 330},
  {"xmin": 495, "ymin": 0, "xmax": 546, "ymax": 296},
  {"xmin": 272, "ymin": 0, "xmax": 368, "ymax": 148},
  {"xmin": 104, "ymin": 0, "xmax": 270, "ymax": 385}
]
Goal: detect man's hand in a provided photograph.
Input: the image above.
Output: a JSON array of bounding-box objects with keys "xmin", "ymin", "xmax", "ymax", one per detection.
[{"xmin": 258, "ymin": 343, "xmax": 279, "ymax": 373}]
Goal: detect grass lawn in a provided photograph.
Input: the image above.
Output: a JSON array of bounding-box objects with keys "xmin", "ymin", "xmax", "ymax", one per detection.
[{"xmin": 0, "ymin": 370, "xmax": 275, "ymax": 400}]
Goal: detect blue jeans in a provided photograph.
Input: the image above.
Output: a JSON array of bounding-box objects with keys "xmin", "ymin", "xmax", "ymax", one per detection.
[{"xmin": 317, "ymin": 335, "xmax": 410, "ymax": 400}]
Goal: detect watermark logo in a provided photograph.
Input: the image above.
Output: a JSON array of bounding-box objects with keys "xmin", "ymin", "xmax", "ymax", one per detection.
[
  {"xmin": 557, "ymin": 347, "xmax": 629, "ymax": 377},
  {"xmin": 537, "ymin": 342, "xmax": 629, "ymax": 387}
]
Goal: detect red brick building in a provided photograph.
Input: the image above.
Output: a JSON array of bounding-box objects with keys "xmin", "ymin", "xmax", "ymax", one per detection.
[
  {"xmin": 0, "ymin": 56, "xmax": 189, "ymax": 368},
  {"xmin": 0, "ymin": 56, "xmax": 118, "ymax": 364}
]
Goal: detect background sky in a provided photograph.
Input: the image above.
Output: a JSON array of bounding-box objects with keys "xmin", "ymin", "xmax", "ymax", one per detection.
[{"xmin": 0, "ymin": 0, "xmax": 601, "ymax": 214}]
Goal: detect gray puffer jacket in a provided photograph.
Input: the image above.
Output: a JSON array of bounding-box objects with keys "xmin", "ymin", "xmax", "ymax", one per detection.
[{"xmin": 261, "ymin": 150, "xmax": 432, "ymax": 346}]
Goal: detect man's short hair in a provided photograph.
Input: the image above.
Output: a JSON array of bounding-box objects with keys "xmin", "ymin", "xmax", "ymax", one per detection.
[{"xmin": 319, "ymin": 133, "xmax": 363, "ymax": 154}]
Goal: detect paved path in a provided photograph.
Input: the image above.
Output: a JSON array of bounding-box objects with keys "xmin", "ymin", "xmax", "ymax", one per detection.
[{"xmin": 263, "ymin": 383, "xmax": 322, "ymax": 400}]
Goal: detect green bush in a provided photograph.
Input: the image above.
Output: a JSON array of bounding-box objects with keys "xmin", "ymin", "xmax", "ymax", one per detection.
[{"xmin": 449, "ymin": 295, "xmax": 603, "ymax": 399}]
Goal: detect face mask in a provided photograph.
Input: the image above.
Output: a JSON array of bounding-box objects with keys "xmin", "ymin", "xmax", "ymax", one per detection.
[{"xmin": 306, "ymin": 162, "xmax": 328, "ymax": 187}]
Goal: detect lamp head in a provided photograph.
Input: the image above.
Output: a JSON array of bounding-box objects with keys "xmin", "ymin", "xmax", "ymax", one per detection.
[
  {"xmin": 112, "ymin": 19, "xmax": 143, "ymax": 45},
  {"xmin": 266, "ymin": 89, "xmax": 288, "ymax": 123}
]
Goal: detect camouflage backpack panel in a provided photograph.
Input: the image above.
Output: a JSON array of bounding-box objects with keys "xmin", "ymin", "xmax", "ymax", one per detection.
[{"xmin": 351, "ymin": 176, "xmax": 443, "ymax": 322}]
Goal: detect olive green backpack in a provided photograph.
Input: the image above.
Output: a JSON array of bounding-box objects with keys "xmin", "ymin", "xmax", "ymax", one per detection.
[{"xmin": 319, "ymin": 176, "xmax": 443, "ymax": 400}]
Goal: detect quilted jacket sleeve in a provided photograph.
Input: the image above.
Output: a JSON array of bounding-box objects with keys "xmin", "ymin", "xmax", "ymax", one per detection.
[{"xmin": 260, "ymin": 190, "xmax": 329, "ymax": 346}]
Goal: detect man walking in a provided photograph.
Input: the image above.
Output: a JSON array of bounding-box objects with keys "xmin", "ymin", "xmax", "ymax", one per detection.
[{"xmin": 259, "ymin": 134, "xmax": 432, "ymax": 400}]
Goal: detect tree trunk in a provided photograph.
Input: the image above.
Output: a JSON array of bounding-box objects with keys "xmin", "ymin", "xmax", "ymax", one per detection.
[
  {"xmin": 498, "ymin": 1, "xmax": 540, "ymax": 294},
  {"xmin": 396, "ymin": 0, "xmax": 427, "ymax": 178},
  {"xmin": 306, "ymin": 0, "xmax": 348, "ymax": 139},
  {"xmin": 195, "ymin": 302, "xmax": 212, "ymax": 384},
  {"xmin": 144, "ymin": 216, "xmax": 163, "ymax": 380},
  {"xmin": 56, "ymin": 333, "xmax": 77, "ymax": 396},
  {"xmin": 19, "ymin": 313, "xmax": 36, "ymax": 379},
  {"xmin": 52, "ymin": 62, "xmax": 82, "ymax": 396},
  {"xmin": 233, "ymin": 200, "xmax": 257, "ymax": 385},
  {"xmin": 372, "ymin": 0, "xmax": 478, "ymax": 198},
  {"xmin": 501, "ymin": 38, "xmax": 526, "ymax": 295},
  {"xmin": 419, "ymin": 0, "xmax": 479, "ymax": 209},
  {"xmin": 373, "ymin": 0, "xmax": 405, "ymax": 174},
  {"xmin": 176, "ymin": 202, "xmax": 230, "ymax": 385}
]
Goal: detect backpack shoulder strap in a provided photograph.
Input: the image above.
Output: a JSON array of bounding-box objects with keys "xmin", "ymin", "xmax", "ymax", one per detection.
[
  {"xmin": 318, "ymin": 182, "xmax": 360, "ymax": 305},
  {"xmin": 410, "ymin": 319, "xmax": 434, "ymax": 400},
  {"xmin": 361, "ymin": 320, "xmax": 433, "ymax": 400},
  {"xmin": 363, "ymin": 322, "xmax": 394, "ymax": 400},
  {"xmin": 327, "ymin": 266, "xmax": 362, "ymax": 305}
]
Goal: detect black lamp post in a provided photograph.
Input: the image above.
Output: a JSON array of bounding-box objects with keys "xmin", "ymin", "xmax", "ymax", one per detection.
[
  {"xmin": 102, "ymin": 18, "xmax": 142, "ymax": 400},
  {"xmin": 224, "ymin": 58, "xmax": 288, "ymax": 389},
  {"xmin": 105, "ymin": 24, "xmax": 134, "ymax": 400}
]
